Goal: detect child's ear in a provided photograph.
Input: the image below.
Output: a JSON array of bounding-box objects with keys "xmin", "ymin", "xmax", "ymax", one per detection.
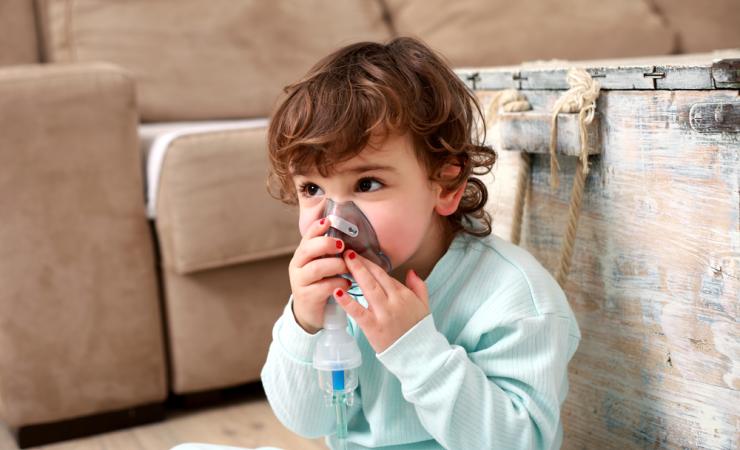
[{"xmin": 434, "ymin": 164, "xmax": 466, "ymax": 217}]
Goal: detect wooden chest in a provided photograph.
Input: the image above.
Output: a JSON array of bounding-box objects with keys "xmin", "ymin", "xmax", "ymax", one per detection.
[{"xmin": 457, "ymin": 51, "xmax": 739, "ymax": 449}]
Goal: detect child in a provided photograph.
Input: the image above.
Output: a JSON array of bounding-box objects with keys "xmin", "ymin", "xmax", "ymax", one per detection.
[{"xmin": 175, "ymin": 37, "xmax": 580, "ymax": 450}]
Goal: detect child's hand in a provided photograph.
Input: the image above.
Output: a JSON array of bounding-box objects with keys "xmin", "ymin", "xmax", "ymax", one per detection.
[
  {"xmin": 289, "ymin": 218, "xmax": 351, "ymax": 334},
  {"xmin": 334, "ymin": 250, "xmax": 431, "ymax": 353}
]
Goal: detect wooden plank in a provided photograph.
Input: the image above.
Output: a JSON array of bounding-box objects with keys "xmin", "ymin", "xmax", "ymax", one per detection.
[
  {"xmin": 520, "ymin": 67, "xmax": 655, "ymax": 90},
  {"xmin": 456, "ymin": 50, "xmax": 740, "ymax": 91},
  {"xmin": 456, "ymin": 68, "xmax": 518, "ymax": 90},
  {"xmin": 478, "ymin": 89, "xmax": 739, "ymax": 449},
  {"xmin": 492, "ymin": 111, "xmax": 601, "ymax": 156},
  {"xmin": 656, "ymin": 66, "xmax": 714, "ymax": 90}
]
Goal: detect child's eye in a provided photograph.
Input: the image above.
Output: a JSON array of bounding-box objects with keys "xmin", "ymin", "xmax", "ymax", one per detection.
[
  {"xmin": 356, "ymin": 178, "xmax": 383, "ymax": 193},
  {"xmin": 298, "ymin": 182, "xmax": 324, "ymax": 198}
]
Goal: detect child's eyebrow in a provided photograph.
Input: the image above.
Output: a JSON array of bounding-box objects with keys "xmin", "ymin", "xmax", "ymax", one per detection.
[
  {"xmin": 344, "ymin": 164, "xmax": 398, "ymax": 174},
  {"xmin": 291, "ymin": 164, "xmax": 397, "ymax": 178}
]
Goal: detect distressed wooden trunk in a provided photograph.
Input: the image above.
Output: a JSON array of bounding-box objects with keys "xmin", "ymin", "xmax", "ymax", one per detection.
[{"xmin": 457, "ymin": 51, "xmax": 739, "ymax": 449}]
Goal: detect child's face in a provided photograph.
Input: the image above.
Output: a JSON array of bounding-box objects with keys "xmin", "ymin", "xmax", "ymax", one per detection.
[{"xmin": 292, "ymin": 133, "xmax": 449, "ymax": 274}]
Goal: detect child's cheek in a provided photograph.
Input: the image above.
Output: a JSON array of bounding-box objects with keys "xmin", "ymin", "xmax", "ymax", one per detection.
[
  {"xmin": 387, "ymin": 221, "xmax": 426, "ymax": 266},
  {"xmin": 298, "ymin": 207, "xmax": 320, "ymax": 237},
  {"xmin": 362, "ymin": 207, "xmax": 392, "ymax": 246},
  {"xmin": 365, "ymin": 207, "xmax": 417, "ymax": 266}
]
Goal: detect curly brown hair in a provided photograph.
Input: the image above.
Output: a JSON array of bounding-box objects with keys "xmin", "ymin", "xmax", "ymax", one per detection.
[{"xmin": 267, "ymin": 37, "xmax": 497, "ymax": 237}]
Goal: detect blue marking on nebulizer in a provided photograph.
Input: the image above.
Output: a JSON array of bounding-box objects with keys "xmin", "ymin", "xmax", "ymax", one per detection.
[{"xmin": 332, "ymin": 369, "xmax": 345, "ymax": 391}]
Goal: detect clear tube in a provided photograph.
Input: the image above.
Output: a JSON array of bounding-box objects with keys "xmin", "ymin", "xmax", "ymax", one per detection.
[{"xmin": 334, "ymin": 392, "xmax": 349, "ymax": 450}]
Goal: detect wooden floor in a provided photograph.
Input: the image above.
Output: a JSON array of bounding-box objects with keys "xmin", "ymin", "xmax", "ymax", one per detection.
[{"xmin": 0, "ymin": 397, "xmax": 326, "ymax": 450}]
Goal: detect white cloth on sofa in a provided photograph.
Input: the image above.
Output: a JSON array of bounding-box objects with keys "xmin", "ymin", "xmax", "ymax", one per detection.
[{"xmin": 139, "ymin": 118, "xmax": 269, "ymax": 218}]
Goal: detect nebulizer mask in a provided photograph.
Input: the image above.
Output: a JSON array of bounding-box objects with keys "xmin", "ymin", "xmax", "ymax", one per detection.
[{"xmin": 312, "ymin": 199, "xmax": 391, "ymax": 449}]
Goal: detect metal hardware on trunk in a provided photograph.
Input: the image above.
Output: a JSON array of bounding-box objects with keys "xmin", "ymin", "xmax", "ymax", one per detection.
[
  {"xmin": 466, "ymin": 72, "xmax": 481, "ymax": 90},
  {"xmin": 711, "ymin": 59, "xmax": 740, "ymax": 88},
  {"xmin": 643, "ymin": 66, "xmax": 666, "ymax": 89},
  {"xmin": 512, "ymin": 72, "xmax": 528, "ymax": 90},
  {"xmin": 689, "ymin": 102, "xmax": 740, "ymax": 133}
]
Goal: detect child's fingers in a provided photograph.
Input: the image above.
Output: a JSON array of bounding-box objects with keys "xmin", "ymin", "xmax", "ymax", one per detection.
[
  {"xmin": 292, "ymin": 235, "xmax": 345, "ymax": 269},
  {"xmin": 294, "ymin": 217, "xmax": 330, "ymax": 255},
  {"xmin": 296, "ymin": 257, "xmax": 349, "ymax": 286},
  {"xmin": 356, "ymin": 252, "xmax": 406, "ymax": 294},
  {"xmin": 304, "ymin": 277, "xmax": 352, "ymax": 302},
  {"xmin": 404, "ymin": 269, "xmax": 429, "ymax": 304},
  {"xmin": 305, "ymin": 217, "xmax": 331, "ymax": 239},
  {"xmin": 343, "ymin": 250, "xmax": 387, "ymax": 305},
  {"xmin": 333, "ymin": 288, "xmax": 371, "ymax": 326}
]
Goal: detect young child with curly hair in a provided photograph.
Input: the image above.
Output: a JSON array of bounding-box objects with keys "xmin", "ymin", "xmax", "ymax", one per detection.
[{"xmin": 174, "ymin": 36, "xmax": 580, "ymax": 450}]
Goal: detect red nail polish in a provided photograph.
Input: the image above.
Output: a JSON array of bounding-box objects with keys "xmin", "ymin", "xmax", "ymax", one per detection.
[
  {"xmin": 320, "ymin": 218, "xmax": 326, "ymax": 225},
  {"xmin": 336, "ymin": 240, "xmax": 343, "ymax": 249},
  {"xmin": 348, "ymin": 251, "xmax": 356, "ymax": 260},
  {"xmin": 335, "ymin": 289, "xmax": 344, "ymax": 298}
]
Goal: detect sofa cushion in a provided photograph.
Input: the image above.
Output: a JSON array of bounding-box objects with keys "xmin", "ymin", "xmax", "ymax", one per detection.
[
  {"xmin": 162, "ymin": 255, "xmax": 292, "ymax": 393},
  {"xmin": 0, "ymin": 0, "xmax": 40, "ymax": 66},
  {"xmin": 385, "ymin": 0, "xmax": 674, "ymax": 67},
  {"xmin": 145, "ymin": 122, "xmax": 300, "ymax": 275},
  {"xmin": 37, "ymin": 0, "xmax": 392, "ymax": 122}
]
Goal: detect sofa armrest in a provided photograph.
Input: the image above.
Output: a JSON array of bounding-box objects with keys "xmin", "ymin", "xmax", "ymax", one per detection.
[{"xmin": 0, "ymin": 62, "xmax": 167, "ymax": 427}]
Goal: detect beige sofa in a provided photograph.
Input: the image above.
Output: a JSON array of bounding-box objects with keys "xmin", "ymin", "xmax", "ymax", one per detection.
[{"xmin": 1, "ymin": 0, "xmax": 736, "ymax": 447}]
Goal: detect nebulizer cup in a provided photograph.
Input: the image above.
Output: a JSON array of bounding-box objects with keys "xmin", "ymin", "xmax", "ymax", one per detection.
[{"xmin": 312, "ymin": 199, "xmax": 391, "ymax": 448}]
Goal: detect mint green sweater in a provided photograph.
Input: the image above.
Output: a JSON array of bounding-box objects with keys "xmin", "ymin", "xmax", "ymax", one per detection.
[{"xmin": 261, "ymin": 233, "xmax": 581, "ymax": 450}]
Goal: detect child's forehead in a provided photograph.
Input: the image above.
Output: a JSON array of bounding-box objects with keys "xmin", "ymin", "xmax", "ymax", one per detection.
[
  {"xmin": 291, "ymin": 133, "xmax": 413, "ymax": 177},
  {"xmin": 291, "ymin": 151, "xmax": 389, "ymax": 178}
]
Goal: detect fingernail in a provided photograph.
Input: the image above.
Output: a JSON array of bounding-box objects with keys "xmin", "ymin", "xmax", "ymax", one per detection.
[
  {"xmin": 320, "ymin": 218, "xmax": 326, "ymax": 225},
  {"xmin": 335, "ymin": 239, "xmax": 343, "ymax": 249},
  {"xmin": 347, "ymin": 251, "xmax": 356, "ymax": 260},
  {"xmin": 335, "ymin": 289, "xmax": 344, "ymax": 298}
]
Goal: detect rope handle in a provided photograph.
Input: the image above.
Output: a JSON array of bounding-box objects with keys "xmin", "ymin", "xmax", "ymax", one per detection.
[
  {"xmin": 484, "ymin": 69, "xmax": 601, "ymax": 287},
  {"xmin": 549, "ymin": 68, "xmax": 601, "ymax": 189}
]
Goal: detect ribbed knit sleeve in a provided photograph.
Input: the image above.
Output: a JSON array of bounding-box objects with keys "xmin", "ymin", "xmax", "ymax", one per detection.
[
  {"xmin": 261, "ymin": 233, "xmax": 580, "ymax": 450},
  {"xmin": 377, "ymin": 311, "xmax": 572, "ymax": 450},
  {"xmin": 260, "ymin": 298, "xmax": 362, "ymax": 439}
]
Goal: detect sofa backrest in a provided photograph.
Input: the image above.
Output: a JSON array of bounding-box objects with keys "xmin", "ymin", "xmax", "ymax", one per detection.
[
  {"xmin": 652, "ymin": 0, "xmax": 740, "ymax": 54},
  {"xmin": 384, "ymin": 0, "xmax": 676, "ymax": 68},
  {"xmin": 0, "ymin": 0, "xmax": 41, "ymax": 66},
  {"xmin": 29, "ymin": 0, "xmax": 740, "ymax": 123},
  {"xmin": 35, "ymin": 0, "xmax": 392, "ymax": 122}
]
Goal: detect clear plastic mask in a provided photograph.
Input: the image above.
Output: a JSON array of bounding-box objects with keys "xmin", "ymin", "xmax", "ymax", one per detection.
[{"xmin": 323, "ymin": 199, "xmax": 392, "ymax": 273}]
